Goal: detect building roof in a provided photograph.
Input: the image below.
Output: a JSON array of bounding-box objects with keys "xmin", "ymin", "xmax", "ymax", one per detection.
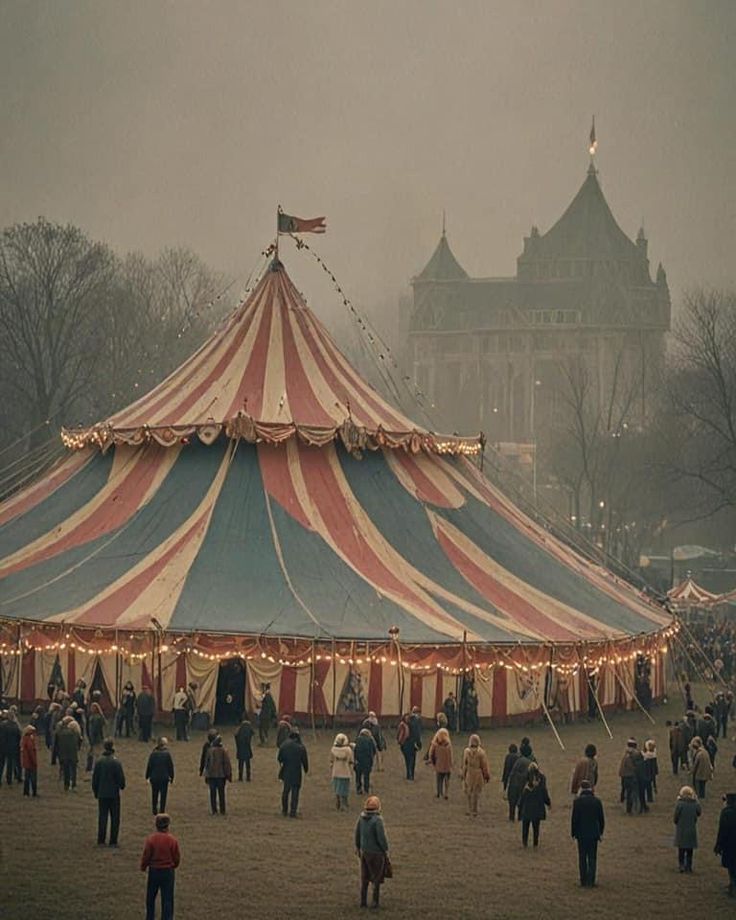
[
  {"xmin": 62, "ymin": 259, "xmax": 481, "ymax": 458},
  {"xmin": 524, "ymin": 165, "xmax": 640, "ymax": 262},
  {"xmin": 415, "ymin": 232, "xmax": 468, "ymax": 282}
]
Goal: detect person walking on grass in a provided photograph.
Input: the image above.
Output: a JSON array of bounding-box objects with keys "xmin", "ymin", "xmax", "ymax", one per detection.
[
  {"xmin": 396, "ymin": 714, "xmax": 418, "ymax": 781},
  {"xmin": 146, "ymin": 737, "xmax": 175, "ymax": 815},
  {"xmin": 198, "ymin": 728, "xmax": 217, "ymax": 778},
  {"xmin": 172, "ymin": 688, "xmax": 189, "ymax": 742},
  {"xmin": 462, "ymin": 734, "xmax": 490, "ymax": 817},
  {"xmin": 571, "ymin": 744, "xmax": 598, "ymax": 795},
  {"xmin": 502, "ymin": 743, "xmax": 519, "ymax": 799},
  {"xmin": 519, "ymin": 762, "xmax": 551, "ymax": 848},
  {"xmin": 668, "ymin": 721, "xmax": 687, "ymax": 775},
  {"xmin": 87, "ymin": 702, "xmax": 106, "ymax": 773},
  {"xmin": 354, "ymin": 728, "xmax": 377, "ymax": 795},
  {"xmin": 643, "ymin": 739, "xmax": 659, "ymax": 803},
  {"xmin": 204, "ymin": 735, "xmax": 232, "ymax": 816},
  {"xmin": 278, "ymin": 728, "xmax": 309, "ymax": 818},
  {"xmin": 715, "ymin": 792, "xmax": 736, "ymax": 898},
  {"xmin": 56, "ymin": 715, "xmax": 81, "ymax": 791},
  {"xmin": 354, "ymin": 795, "xmax": 390, "ymax": 910},
  {"xmin": 330, "ymin": 733, "xmax": 354, "ymax": 811},
  {"xmin": 673, "ymin": 785, "xmax": 701, "ymax": 873},
  {"xmin": 116, "ymin": 680, "xmax": 136, "ymax": 738},
  {"xmin": 507, "ymin": 749, "xmax": 532, "ymax": 822},
  {"xmin": 571, "ymin": 780, "xmax": 605, "ymax": 887},
  {"xmin": 365, "ymin": 712, "xmax": 386, "ymax": 772},
  {"xmin": 92, "ymin": 738, "xmax": 126, "ymax": 847},
  {"xmin": 690, "ymin": 737, "xmax": 714, "ymax": 799},
  {"xmin": 428, "ymin": 727, "xmax": 453, "ymax": 800},
  {"xmin": 234, "ymin": 715, "xmax": 254, "ymax": 782},
  {"xmin": 137, "ymin": 686, "xmax": 155, "ymax": 743},
  {"xmin": 619, "ymin": 738, "xmax": 647, "ymax": 815},
  {"xmin": 20, "ymin": 725, "xmax": 38, "ymax": 797},
  {"xmin": 141, "ymin": 813, "xmax": 180, "ymax": 920}
]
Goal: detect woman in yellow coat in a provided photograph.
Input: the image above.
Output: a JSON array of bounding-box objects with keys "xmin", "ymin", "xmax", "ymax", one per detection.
[{"xmin": 462, "ymin": 734, "xmax": 490, "ymax": 817}]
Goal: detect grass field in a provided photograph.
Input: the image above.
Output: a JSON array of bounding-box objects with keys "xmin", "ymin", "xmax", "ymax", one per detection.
[{"xmin": 2, "ymin": 691, "xmax": 735, "ymax": 920}]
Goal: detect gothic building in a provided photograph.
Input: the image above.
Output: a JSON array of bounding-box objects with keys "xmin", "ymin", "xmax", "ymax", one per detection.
[{"xmin": 408, "ymin": 163, "xmax": 671, "ymax": 445}]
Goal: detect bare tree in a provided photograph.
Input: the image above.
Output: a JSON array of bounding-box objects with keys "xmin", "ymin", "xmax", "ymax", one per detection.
[
  {"xmin": 663, "ymin": 289, "xmax": 736, "ymax": 516},
  {"xmin": 0, "ymin": 219, "xmax": 115, "ymax": 444}
]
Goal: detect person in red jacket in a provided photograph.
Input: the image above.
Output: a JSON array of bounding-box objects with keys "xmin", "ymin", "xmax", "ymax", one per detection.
[
  {"xmin": 20, "ymin": 724, "xmax": 38, "ymax": 797},
  {"xmin": 140, "ymin": 813, "xmax": 180, "ymax": 920}
]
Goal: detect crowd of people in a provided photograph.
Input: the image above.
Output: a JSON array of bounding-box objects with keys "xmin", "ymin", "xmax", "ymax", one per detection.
[{"xmin": 1, "ymin": 676, "xmax": 736, "ymax": 915}]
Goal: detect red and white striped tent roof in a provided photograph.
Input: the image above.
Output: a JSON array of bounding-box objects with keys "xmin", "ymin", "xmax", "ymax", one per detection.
[
  {"xmin": 62, "ymin": 259, "xmax": 481, "ymax": 458},
  {"xmin": 667, "ymin": 577, "xmax": 720, "ymax": 608}
]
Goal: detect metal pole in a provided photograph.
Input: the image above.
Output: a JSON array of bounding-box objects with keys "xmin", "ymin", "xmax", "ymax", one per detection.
[{"xmin": 331, "ymin": 637, "xmax": 337, "ymax": 729}]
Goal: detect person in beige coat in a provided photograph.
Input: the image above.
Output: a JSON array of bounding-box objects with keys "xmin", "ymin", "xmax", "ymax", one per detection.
[
  {"xmin": 330, "ymin": 733, "xmax": 354, "ymax": 811},
  {"xmin": 690, "ymin": 737, "xmax": 714, "ymax": 799},
  {"xmin": 462, "ymin": 734, "xmax": 490, "ymax": 817},
  {"xmin": 428, "ymin": 727, "xmax": 453, "ymax": 799}
]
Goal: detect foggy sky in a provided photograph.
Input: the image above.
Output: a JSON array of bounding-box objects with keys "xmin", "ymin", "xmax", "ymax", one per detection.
[{"xmin": 1, "ymin": 0, "xmax": 735, "ymax": 326}]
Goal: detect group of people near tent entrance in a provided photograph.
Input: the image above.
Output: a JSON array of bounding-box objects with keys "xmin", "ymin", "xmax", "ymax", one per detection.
[{"xmin": 3, "ymin": 685, "xmax": 736, "ymax": 915}]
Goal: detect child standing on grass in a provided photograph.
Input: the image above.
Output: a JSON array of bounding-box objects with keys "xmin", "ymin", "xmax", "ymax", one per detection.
[
  {"xmin": 428, "ymin": 727, "xmax": 453, "ymax": 800},
  {"xmin": 673, "ymin": 785, "xmax": 701, "ymax": 873},
  {"xmin": 330, "ymin": 733, "xmax": 354, "ymax": 811}
]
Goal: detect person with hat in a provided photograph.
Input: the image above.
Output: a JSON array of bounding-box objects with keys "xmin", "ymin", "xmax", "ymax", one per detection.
[
  {"xmin": 172, "ymin": 687, "xmax": 189, "ymax": 742},
  {"xmin": 258, "ymin": 683, "xmax": 277, "ymax": 745},
  {"xmin": 203, "ymin": 734, "xmax": 232, "ymax": 815},
  {"xmin": 116, "ymin": 680, "xmax": 136, "ymax": 738},
  {"xmin": 715, "ymin": 792, "xmax": 736, "ymax": 898},
  {"xmin": 428, "ymin": 727, "xmax": 454, "ymax": 800},
  {"xmin": 619, "ymin": 738, "xmax": 647, "ymax": 814},
  {"xmin": 277, "ymin": 728, "xmax": 309, "ymax": 818},
  {"xmin": 571, "ymin": 744, "xmax": 598, "ymax": 795},
  {"xmin": 364, "ymin": 712, "xmax": 385, "ymax": 772},
  {"xmin": 571, "ymin": 779, "xmax": 605, "ymax": 887},
  {"xmin": 330, "ymin": 733, "xmax": 354, "ymax": 810},
  {"xmin": 145, "ymin": 737, "xmax": 175, "ymax": 815},
  {"xmin": 0, "ymin": 710, "xmax": 20, "ymax": 786},
  {"xmin": 461, "ymin": 733, "xmax": 490, "ymax": 817},
  {"xmin": 140, "ymin": 813, "xmax": 180, "ymax": 920},
  {"xmin": 234, "ymin": 714, "xmax": 254, "ymax": 782},
  {"xmin": 87, "ymin": 701, "xmax": 107, "ymax": 772},
  {"xmin": 137, "ymin": 686, "xmax": 156, "ymax": 743},
  {"xmin": 20, "ymin": 724, "xmax": 38, "ymax": 797},
  {"xmin": 92, "ymin": 738, "xmax": 126, "ymax": 846},
  {"xmin": 199, "ymin": 728, "xmax": 218, "ymax": 777},
  {"xmin": 354, "ymin": 795, "xmax": 390, "ymax": 909},
  {"xmin": 354, "ymin": 727, "xmax": 377, "ymax": 795},
  {"xmin": 396, "ymin": 713, "xmax": 418, "ymax": 781},
  {"xmin": 690, "ymin": 736, "xmax": 714, "ymax": 799},
  {"xmin": 673, "ymin": 785, "xmax": 702, "ymax": 873},
  {"xmin": 276, "ymin": 714, "xmax": 293, "ymax": 748},
  {"xmin": 56, "ymin": 715, "xmax": 81, "ymax": 791}
]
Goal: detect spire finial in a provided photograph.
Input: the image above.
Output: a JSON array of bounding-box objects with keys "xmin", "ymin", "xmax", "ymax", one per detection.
[
  {"xmin": 588, "ymin": 115, "xmax": 597, "ymax": 157},
  {"xmin": 442, "ymin": 209, "xmax": 446, "ymax": 237}
]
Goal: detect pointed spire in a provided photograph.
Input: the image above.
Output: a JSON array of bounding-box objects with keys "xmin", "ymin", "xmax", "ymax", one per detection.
[
  {"xmin": 442, "ymin": 209, "xmax": 447, "ymax": 237},
  {"xmin": 415, "ymin": 230, "xmax": 467, "ymax": 282}
]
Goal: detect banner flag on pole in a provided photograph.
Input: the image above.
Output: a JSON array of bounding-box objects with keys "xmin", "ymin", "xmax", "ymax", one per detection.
[{"xmin": 278, "ymin": 212, "xmax": 327, "ymax": 234}]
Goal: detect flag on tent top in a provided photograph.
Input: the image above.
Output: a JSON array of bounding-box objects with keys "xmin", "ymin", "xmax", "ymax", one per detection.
[{"xmin": 278, "ymin": 211, "xmax": 327, "ymax": 234}]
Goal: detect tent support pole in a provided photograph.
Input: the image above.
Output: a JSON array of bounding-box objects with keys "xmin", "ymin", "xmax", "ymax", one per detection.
[
  {"xmin": 535, "ymin": 683, "xmax": 565, "ymax": 751},
  {"xmin": 309, "ymin": 640, "xmax": 317, "ymax": 742},
  {"xmin": 16, "ymin": 624, "xmax": 22, "ymax": 705},
  {"xmin": 331, "ymin": 637, "xmax": 337, "ymax": 729},
  {"xmin": 578, "ymin": 650, "xmax": 613, "ymax": 740}
]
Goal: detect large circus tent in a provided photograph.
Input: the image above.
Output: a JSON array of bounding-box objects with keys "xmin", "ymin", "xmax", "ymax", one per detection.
[{"xmin": 0, "ymin": 252, "xmax": 674, "ymax": 722}]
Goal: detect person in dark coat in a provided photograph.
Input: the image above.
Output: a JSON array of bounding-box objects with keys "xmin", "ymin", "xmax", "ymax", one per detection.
[
  {"xmin": 673, "ymin": 785, "xmax": 701, "ymax": 873},
  {"xmin": 137, "ymin": 687, "xmax": 155, "ymax": 743},
  {"xmin": 354, "ymin": 728, "xmax": 377, "ymax": 794},
  {"xmin": 354, "ymin": 795, "xmax": 390, "ymax": 909},
  {"xmin": 145, "ymin": 737, "xmax": 175, "ymax": 815},
  {"xmin": 92, "ymin": 738, "xmax": 126, "ymax": 846},
  {"xmin": 258, "ymin": 685, "xmax": 277, "ymax": 745},
  {"xmin": 442, "ymin": 693, "xmax": 458, "ymax": 732},
  {"xmin": 668, "ymin": 720, "xmax": 687, "ymax": 775},
  {"xmin": 502, "ymin": 744, "xmax": 519, "ymax": 797},
  {"xmin": 116, "ymin": 681, "xmax": 136, "ymax": 738},
  {"xmin": 204, "ymin": 735, "xmax": 232, "ymax": 815},
  {"xmin": 519, "ymin": 736, "xmax": 536, "ymax": 762},
  {"xmin": 518, "ymin": 763, "xmax": 551, "ymax": 847},
  {"xmin": 199, "ymin": 729, "xmax": 217, "ymax": 777},
  {"xmin": 0, "ymin": 711, "xmax": 21, "ymax": 786},
  {"xmin": 571, "ymin": 779, "xmax": 605, "ymax": 887},
  {"xmin": 408, "ymin": 706, "xmax": 422, "ymax": 749},
  {"xmin": 715, "ymin": 792, "xmax": 736, "ymax": 898},
  {"xmin": 619, "ymin": 739, "xmax": 648, "ymax": 814},
  {"xmin": 87, "ymin": 702, "xmax": 107, "ymax": 771},
  {"xmin": 277, "ymin": 729, "xmax": 309, "ymax": 817},
  {"xmin": 507, "ymin": 753, "xmax": 531, "ymax": 822},
  {"xmin": 56, "ymin": 716, "xmax": 81, "ymax": 791},
  {"xmin": 234, "ymin": 717, "xmax": 254, "ymax": 781},
  {"xmin": 276, "ymin": 715, "xmax": 293, "ymax": 748},
  {"xmin": 396, "ymin": 714, "xmax": 418, "ymax": 781}
]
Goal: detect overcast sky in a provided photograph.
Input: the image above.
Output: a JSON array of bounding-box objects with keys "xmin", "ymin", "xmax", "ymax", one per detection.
[{"xmin": 1, "ymin": 0, "xmax": 734, "ymax": 324}]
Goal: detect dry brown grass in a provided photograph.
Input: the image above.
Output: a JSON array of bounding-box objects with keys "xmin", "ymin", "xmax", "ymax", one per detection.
[{"xmin": 2, "ymin": 691, "xmax": 735, "ymax": 919}]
